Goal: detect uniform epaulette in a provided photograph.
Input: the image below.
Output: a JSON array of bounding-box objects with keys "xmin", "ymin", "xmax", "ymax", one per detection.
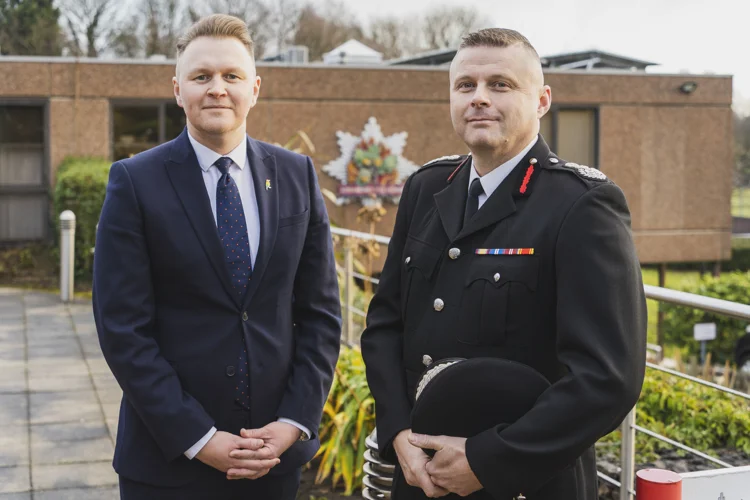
[
  {"xmin": 543, "ymin": 157, "xmax": 609, "ymax": 183},
  {"xmin": 420, "ymin": 154, "xmax": 468, "ymax": 169}
]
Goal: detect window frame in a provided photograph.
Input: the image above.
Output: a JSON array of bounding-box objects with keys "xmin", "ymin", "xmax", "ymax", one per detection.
[
  {"xmin": 0, "ymin": 98, "xmax": 50, "ymax": 242},
  {"xmin": 109, "ymin": 99, "xmax": 185, "ymax": 160},
  {"xmin": 543, "ymin": 105, "xmax": 600, "ymax": 168}
]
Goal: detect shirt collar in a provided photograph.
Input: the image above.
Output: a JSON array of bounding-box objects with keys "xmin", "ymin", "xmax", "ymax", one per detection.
[
  {"xmin": 187, "ymin": 130, "xmax": 247, "ymax": 172},
  {"xmin": 469, "ymin": 136, "xmax": 538, "ymax": 198}
]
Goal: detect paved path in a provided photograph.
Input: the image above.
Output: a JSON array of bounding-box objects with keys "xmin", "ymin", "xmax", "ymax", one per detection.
[{"xmin": 0, "ymin": 288, "xmax": 119, "ymax": 499}]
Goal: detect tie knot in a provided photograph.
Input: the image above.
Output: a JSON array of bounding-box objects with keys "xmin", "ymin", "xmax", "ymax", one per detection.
[
  {"xmin": 214, "ymin": 156, "xmax": 233, "ymax": 175},
  {"xmin": 469, "ymin": 178, "xmax": 484, "ymax": 198}
]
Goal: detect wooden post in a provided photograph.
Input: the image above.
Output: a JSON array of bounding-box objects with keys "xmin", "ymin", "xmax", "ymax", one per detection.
[{"xmin": 712, "ymin": 261, "xmax": 721, "ymax": 278}]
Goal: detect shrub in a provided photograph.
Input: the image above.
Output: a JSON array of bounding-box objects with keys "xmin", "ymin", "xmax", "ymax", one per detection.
[
  {"xmin": 315, "ymin": 345, "xmax": 375, "ymax": 495},
  {"xmin": 601, "ymin": 367, "xmax": 750, "ymax": 463},
  {"xmin": 662, "ymin": 272, "xmax": 750, "ymax": 363},
  {"xmin": 52, "ymin": 157, "xmax": 110, "ymax": 280}
]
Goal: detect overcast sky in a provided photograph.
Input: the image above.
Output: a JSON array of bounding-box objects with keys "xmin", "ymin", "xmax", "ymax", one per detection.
[{"xmin": 313, "ymin": 0, "xmax": 750, "ymax": 114}]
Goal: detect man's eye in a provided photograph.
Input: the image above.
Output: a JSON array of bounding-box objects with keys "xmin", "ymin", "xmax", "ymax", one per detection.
[
  {"xmin": 226, "ymin": 74, "xmax": 239, "ymax": 80},
  {"xmin": 195, "ymin": 75, "xmax": 208, "ymax": 81},
  {"xmin": 458, "ymin": 82, "xmax": 474, "ymax": 89},
  {"xmin": 493, "ymin": 82, "xmax": 509, "ymax": 88}
]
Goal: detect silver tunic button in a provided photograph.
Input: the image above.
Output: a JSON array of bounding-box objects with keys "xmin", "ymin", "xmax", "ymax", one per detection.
[
  {"xmin": 449, "ymin": 248, "xmax": 461, "ymax": 260},
  {"xmin": 529, "ymin": 158, "xmax": 537, "ymax": 165},
  {"xmin": 405, "ymin": 256, "xmax": 411, "ymax": 264},
  {"xmin": 433, "ymin": 298, "xmax": 444, "ymax": 311},
  {"xmin": 549, "ymin": 158, "xmax": 559, "ymax": 164},
  {"xmin": 422, "ymin": 355, "xmax": 433, "ymax": 367},
  {"xmin": 494, "ymin": 273, "xmax": 501, "ymax": 282}
]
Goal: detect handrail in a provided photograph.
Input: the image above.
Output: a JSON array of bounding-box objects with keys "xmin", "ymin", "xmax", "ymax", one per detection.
[
  {"xmin": 330, "ymin": 226, "xmax": 391, "ymax": 245},
  {"xmin": 643, "ymin": 284, "xmax": 750, "ymax": 321},
  {"xmin": 646, "ymin": 362, "xmax": 750, "ymax": 400},
  {"xmin": 633, "ymin": 425, "xmax": 734, "ymax": 468}
]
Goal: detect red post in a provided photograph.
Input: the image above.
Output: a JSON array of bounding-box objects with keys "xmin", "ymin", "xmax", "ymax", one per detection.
[{"xmin": 636, "ymin": 469, "xmax": 682, "ymax": 500}]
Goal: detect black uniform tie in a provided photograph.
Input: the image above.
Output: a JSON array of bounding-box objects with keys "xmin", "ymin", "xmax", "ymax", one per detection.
[{"xmin": 464, "ymin": 177, "xmax": 485, "ymax": 228}]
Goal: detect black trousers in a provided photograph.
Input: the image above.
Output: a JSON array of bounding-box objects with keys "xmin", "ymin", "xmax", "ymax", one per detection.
[{"xmin": 119, "ymin": 468, "xmax": 301, "ymax": 500}]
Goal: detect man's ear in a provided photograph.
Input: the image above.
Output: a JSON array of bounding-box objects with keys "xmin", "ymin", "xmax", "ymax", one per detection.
[{"xmin": 173, "ymin": 76, "xmax": 183, "ymax": 108}]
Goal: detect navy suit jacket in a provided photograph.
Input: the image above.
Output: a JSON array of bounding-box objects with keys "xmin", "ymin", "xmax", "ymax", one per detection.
[{"xmin": 92, "ymin": 129, "xmax": 341, "ymax": 486}]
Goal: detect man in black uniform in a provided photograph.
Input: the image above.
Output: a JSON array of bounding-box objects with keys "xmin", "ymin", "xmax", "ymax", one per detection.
[{"xmin": 360, "ymin": 28, "xmax": 647, "ymax": 500}]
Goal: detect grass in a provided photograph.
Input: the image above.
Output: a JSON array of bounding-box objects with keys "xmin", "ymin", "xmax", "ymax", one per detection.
[
  {"xmin": 641, "ymin": 268, "xmax": 704, "ymax": 346},
  {"xmin": 732, "ymin": 188, "xmax": 750, "ymax": 218}
]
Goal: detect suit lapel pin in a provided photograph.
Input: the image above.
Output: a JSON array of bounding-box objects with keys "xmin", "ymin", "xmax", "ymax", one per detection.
[{"xmin": 265, "ymin": 179, "xmax": 271, "ymax": 190}]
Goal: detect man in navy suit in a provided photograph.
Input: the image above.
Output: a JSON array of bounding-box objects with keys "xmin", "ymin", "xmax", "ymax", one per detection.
[{"xmin": 93, "ymin": 14, "xmax": 341, "ymax": 499}]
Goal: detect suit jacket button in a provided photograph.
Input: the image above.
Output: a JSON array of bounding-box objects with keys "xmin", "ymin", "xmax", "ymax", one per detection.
[
  {"xmin": 242, "ymin": 311, "xmax": 248, "ymax": 321},
  {"xmin": 226, "ymin": 365, "xmax": 236, "ymax": 377},
  {"xmin": 449, "ymin": 248, "xmax": 461, "ymax": 260},
  {"xmin": 433, "ymin": 298, "xmax": 444, "ymax": 311}
]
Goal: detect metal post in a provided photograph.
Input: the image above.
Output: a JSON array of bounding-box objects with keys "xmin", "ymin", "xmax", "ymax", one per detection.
[
  {"xmin": 620, "ymin": 406, "xmax": 636, "ymax": 500},
  {"xmin": 657, "ymin": 263, "xmax": 667, "ymax": 357},
  {"xmin": 344, "ymin": 238, "xmax": 355, "ymax": 344},
  {"xmin": 59, "ymin": 210, "xmax": 76, "ymax": 303}
]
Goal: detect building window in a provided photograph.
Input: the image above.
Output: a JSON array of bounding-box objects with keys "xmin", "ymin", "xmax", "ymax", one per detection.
[
  {"xmin": 541, "ymin": 107, "xmax": 598, "ymax": 167},
  {"xmin": 112, "ymin": 102, "xmax": 186, "ymax": 160},
  {"xmin": 0, "ymin": 104, "xmax": 47, "ymax": 242}
]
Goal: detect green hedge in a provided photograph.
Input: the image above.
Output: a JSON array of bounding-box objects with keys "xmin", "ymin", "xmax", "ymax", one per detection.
[
  {"xmin": 53, "ymin": 157, "xmax": 111, "ymax": 280},
  {"xmin": 601, "ymin": 367, "xmax": 750, "ymax": 463},
  {"xmin": 662, "ymin": 272, "xmax": 750, "ymax": 363}
]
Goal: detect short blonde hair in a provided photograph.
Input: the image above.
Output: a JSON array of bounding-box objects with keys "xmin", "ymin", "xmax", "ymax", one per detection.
[
  {"xmin": 176, "ymin": 14, "xmax": 254, "ymax": 58},
  {"xmin": 459, "ymin": 28, "xmax": 539, "ymax": 61}
]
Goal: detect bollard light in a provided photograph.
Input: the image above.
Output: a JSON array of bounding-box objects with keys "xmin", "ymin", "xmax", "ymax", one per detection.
[{"xmin": 59, "ymin": 210, "xmax": 76, "ymax": 303}]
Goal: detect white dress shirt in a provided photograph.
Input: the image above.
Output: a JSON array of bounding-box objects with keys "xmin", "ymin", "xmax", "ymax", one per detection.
[
  {"xmin": 468, "ymin": 136, "xmax": 538, "ymax": 209},
  {"xmin": 184, "ymin": 131, "xmax": 310, "ymax": 460}
]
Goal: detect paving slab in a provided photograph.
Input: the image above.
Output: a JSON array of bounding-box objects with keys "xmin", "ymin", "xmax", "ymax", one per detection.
[
  {"xmin": 34, "ymin": 487, "xmax": 119, "ymax": 500},
  {"xmin": 0, "ymin": 426, "xmax": 29, "ymax": 467},
  {"xmin": 29, "ymin": 391, "xmax": 101, "ymax": 425},
  {"xmin": 0, "ymin": 366, "xmax": 27, "ymax": 394},
  {"xmin": 30, "ymin": 421, "xmax": 110, "ymax": 443},
  {"xmin": 0, "ymin": 466, "xmax": 31, "ymax": 494},
  {"xmin": 32, "ymin": 434, "xmax": 114, "ymax": 465},
  {"xmin": 0, "ymin": 394, "xmax": 28, "ymax": 426},
  {"xmin": 31, "ymin": 462, "xmax": 117, "ymax": 491}
]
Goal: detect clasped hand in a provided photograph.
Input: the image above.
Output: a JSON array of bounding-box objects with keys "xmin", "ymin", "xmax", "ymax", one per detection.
[
  {"xmin": 196, "ymin": 422, "xmax": 301, "ymax": 480},
  {"xmin": 394, "ymin": 430, "xmax": 483, "ymax": 498}
]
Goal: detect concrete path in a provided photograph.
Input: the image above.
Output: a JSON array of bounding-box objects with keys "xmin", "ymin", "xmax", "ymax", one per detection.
[{"xmin": 0, "ymin": 288, "xmax": 119, "ymax": 499}]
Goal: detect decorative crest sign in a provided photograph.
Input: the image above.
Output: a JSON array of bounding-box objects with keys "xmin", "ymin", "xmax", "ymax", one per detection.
[{"xmin": 322, "ymin": 117, "xmax": 419, "ymax": 206}]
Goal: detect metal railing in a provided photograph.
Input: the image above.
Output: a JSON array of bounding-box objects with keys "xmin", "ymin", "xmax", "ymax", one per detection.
[{"xmin": 330, "ymin": 227, "xmax": 750, "ymax": 499}]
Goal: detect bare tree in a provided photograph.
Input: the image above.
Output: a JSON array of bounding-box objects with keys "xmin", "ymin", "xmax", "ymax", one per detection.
[
  {"xmin": 143, "ymin": 0, "xmax": 183, "ymax": 57},
  {"xmin": 292, "ymin": 1, "xmax": 363, "ymax": 61},
  {"xmin": 267, "ymin": 0, "xmax": 300, "ymax": 55},
  {"xmin": 59, "ymin": 0, "xmax": 119, "ymax": 57},
  {"xmin": 422, "ymin": 5, "xmax": 480, "ymax": 50},
  {"xmin": 190, "ymin": 0, "xmax": 272, "ymax": 58},
  {"xmin": 367, "ymin": 16, "xmax": 404, "ymax": 60}
]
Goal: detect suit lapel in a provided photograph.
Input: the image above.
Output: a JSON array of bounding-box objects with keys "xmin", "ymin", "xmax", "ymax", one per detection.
[
  {"xmin": 242, "ymin": 137, "xmax": 278, "ymax": 310},
  {"xmin": 164, "ymin": 129, "xmax": 240, "ymax": 307}
]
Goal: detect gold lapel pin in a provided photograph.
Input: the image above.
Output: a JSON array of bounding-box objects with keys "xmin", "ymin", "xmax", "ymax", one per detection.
[{"xmin": 265, "ymin": 179, "xmax": 271, "ymax": 190}]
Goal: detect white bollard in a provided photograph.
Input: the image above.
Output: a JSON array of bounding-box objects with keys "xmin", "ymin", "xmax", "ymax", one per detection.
[{"xmin": 59, "ymin": 210, "xmax": 76, "ymax": 303}]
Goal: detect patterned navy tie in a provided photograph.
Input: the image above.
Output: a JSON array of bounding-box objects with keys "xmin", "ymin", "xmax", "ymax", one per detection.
[{"xmin": 214, "ymin": 156, "xmax": 251, "ymax": 409}]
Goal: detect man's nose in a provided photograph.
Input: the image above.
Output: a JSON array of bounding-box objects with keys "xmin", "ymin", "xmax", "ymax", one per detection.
[
  {"xmin": 207, "ymin": 78, "xmax": 228, "ymax": 97},
  {"xmin": 471, "ymin": 85, "xmax": 490, "ymax": 108}
]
